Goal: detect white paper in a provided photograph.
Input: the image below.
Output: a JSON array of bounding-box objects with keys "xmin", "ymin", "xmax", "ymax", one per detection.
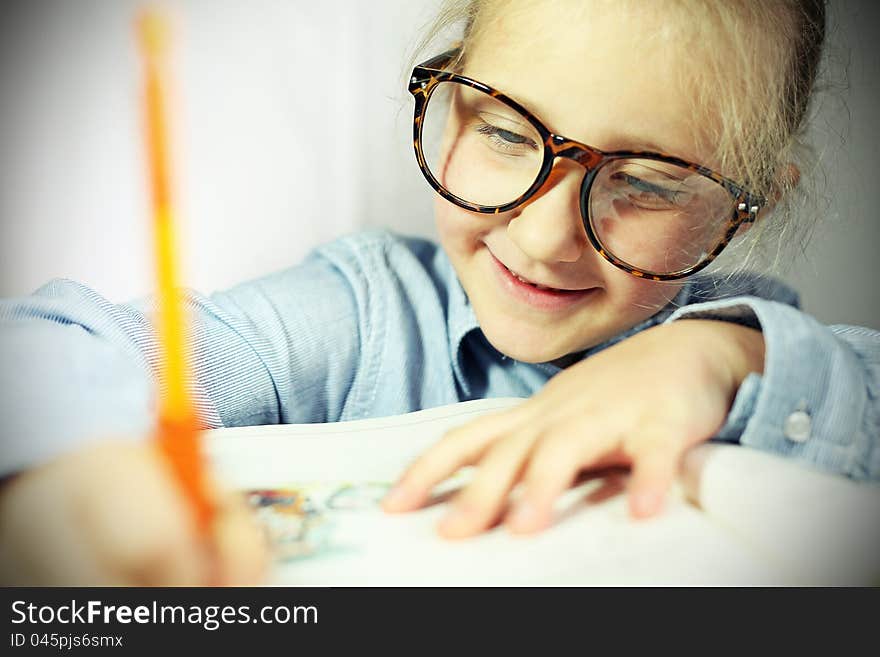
[
  {"xmin": 683, "ymin": 443, "xmax": 880, "ymax": 586},
  {"xmin": 204, "ymin": 398, "xmax": 879, "ymax": 585}
]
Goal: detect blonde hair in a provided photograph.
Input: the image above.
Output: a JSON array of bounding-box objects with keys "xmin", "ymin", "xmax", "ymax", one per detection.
[{"xmin": 410, "ymin": 0, "xmax": 829, "ymax": 275}]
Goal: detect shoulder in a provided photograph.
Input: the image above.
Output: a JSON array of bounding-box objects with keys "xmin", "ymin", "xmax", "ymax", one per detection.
[
  {"xmin": 213, "ymin": 229, "xmax": 457, "ymax": 324},
  {"xmin": 311, "ymin": 228, "xmax": 453, "ymax": 292},
  {"xmin": 314, "ymin": 228, "xmax": 439, "ymax": 262},
  {"xmin": 685, "ymin": 271, "xmax": 800, "ymax": 309}
]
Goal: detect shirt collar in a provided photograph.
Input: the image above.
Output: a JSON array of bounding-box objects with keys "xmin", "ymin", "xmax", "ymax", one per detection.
[{"xmin": 444, "ymin": 263, "xmax": 481, "ymax": 396}]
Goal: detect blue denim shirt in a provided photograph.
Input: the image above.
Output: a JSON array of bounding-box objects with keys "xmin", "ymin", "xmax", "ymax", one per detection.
[{"xmin": 1, "ymin": 229, "xmax": 878, "ymax": 480}]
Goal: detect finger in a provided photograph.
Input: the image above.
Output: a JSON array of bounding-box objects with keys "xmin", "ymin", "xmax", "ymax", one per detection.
[
  {"xmin": 211, "ymin": 491, "xmax": 270, "ymax": 586},
  {"xmin": 508, "ymin": 421, "xmax": 616, "ymax": 534},
  {"xmin": 0, "ymin": 466, "xmax": 112, "ymax": 585},
  {"xmin": 627, "ymin": 439, "xmax": 682, "ymax": 519},
  {"xmin": 383, "ymin": 406, "xmax": 529, "ymax": 512},
  {"xmin": 680, "ymin": 444, "xmax": 712, "ymax": 506},
  {"xmin": 437, "ymin": 428, "xmax": 539, "ymax": 539},
  {"xmin": 91, "ymin": 446, "xmax": 208, "ymax": 585}
]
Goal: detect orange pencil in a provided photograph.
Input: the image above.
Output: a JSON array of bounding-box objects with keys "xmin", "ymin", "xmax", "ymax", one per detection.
[{"xmin": 137, "ymin": 8, "xmax": 214, "ymax": 535}]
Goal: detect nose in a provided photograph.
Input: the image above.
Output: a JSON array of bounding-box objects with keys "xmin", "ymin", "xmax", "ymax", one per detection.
[{"xmin": 506, "ymin": 161, "xmax": 590, "ymax": 264}]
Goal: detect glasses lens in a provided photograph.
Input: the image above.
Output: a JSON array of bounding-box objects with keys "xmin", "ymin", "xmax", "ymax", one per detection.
[
  {"xmin": 420, "ymin": 81, "xmax": 544, "ymax": 208},
  {"xmin": 588, "ymin": 158, "xmax": 735, "ymax": 275}
]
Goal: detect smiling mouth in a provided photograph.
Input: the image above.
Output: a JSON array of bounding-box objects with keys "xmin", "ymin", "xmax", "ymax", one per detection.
[
  {"xmin": 487, "ymin": 250, "xmax": 598, "ymax": 311},
  {"xmin": 498, "ymin": 260, "xmax": 589, "ymax": 293}
]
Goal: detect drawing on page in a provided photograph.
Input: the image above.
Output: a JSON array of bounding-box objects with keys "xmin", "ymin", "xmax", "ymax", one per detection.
[
  {"xmin": 247, "ymin": 481, "xmax": 393, "ymax": 561},
  {"xmin": 246, "ymin": 472, "xmax": 471, "ymax": 562}
]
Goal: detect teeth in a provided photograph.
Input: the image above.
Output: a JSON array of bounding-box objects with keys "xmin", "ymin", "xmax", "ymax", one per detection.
[
  {"xmin": 515, "ymin": 273, "xmax": 539, "ymax": 287},
  {"xmin": 506, "ymin": 263, "xmax": 568, "ymax": 292},
  {"xmin": 514, "ymin": 271, "xmax": 553, "ymax": 291}
]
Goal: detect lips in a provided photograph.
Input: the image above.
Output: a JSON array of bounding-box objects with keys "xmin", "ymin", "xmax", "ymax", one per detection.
[
  {"xmin": 498, "ymin": 260, "xmax": 587, "ymax": 293},
  {"xmin": 487, "ymin": 250, "xmax": 597, "ymax": 312}
]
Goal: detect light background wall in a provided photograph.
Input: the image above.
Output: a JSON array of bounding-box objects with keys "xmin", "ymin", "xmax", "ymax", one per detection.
[
  {"xmin": 781, "ymin": 0, "xmax": 880, "ymax": 329},
  {"xmin": 0, "ymin": 0, "xmax": 438, "ymax": 302},
  {"xmin": 1, "ymin": 0, "xmax": 878, "ymax": 329}
]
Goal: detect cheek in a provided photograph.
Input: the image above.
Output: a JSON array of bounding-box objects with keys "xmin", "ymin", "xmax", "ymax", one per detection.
[
  {"xmin": 435, "ymin": 196, "xmax": 486, "ymax": 256},
  {"xmin": 603, "ymin": 267, "xmax": 682, "ymax": 316},
  {"xmin": 435, "ymin": 112, "xmax": 483, "ymax": 203},
  {"xmin": 434, "ymin": 195, "xmax": 457, "ymax": 243}
]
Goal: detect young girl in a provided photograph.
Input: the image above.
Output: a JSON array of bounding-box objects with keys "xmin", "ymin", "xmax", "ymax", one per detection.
[{"xmin": 1, "ymin": 0, "xmax": 877, "ymax": 584}]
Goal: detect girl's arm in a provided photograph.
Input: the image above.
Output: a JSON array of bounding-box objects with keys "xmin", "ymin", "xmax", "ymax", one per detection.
[
  {"xmin": 385, "ymin": 281, "xmax": 879, "ymax": 537},
  {"xmin": 0, "ymin": 245, "xmax": 363, "ymax": 478},
  {"xmin": 0, "ymin": 229, "xmax": 434, "ymax": 584}
]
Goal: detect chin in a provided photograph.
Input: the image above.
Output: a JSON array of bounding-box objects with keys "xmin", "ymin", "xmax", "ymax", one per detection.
[{"xmin": 479, "ymin": 318, "xmax": 583, "ymax": 364}]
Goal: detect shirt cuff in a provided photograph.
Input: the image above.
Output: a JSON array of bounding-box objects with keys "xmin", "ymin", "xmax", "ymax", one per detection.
[{"xmin": 663, "ymin": 296, "xmax": 873, "ymax": 480}]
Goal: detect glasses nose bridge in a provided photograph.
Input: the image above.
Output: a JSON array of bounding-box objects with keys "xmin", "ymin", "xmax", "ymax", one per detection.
[{"xmin": 547, "ymin": 134, "xmax": 605, "ymax": 172}]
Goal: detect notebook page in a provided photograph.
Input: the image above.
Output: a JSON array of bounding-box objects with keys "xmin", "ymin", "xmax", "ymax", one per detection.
[
  {"xmin": 205, "ymin": 398, "xmax": 526, "ymax": 487},
  {"xmin": 204, "ymin": 398, "xmax": 785, "ymax": 585}
]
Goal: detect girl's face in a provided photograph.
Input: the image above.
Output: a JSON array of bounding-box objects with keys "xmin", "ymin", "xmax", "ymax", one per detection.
[{"xmin": 435, "ymin": 1, "xmax": 719, "ymax": 363}]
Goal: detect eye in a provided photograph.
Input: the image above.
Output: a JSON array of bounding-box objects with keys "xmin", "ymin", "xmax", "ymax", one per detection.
[
  {"xmin": 477, "ymin": 124, "xmax": 528, "ymax": 144},
  {"xmin": 611, "ymin": 171, "xmax": 688, "ymax": 209},
  {"xmin": 474, "ymin": 122, "xmax": 539, "ymax": 154}
]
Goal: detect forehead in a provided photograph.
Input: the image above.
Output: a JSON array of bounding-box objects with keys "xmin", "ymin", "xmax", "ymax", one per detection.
[{"xmin": 463, "ymin": 0, "xmax": 715, "ymax": 164}]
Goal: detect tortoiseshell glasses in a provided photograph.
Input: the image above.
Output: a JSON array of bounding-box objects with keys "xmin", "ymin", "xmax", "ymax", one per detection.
[{"xmin": 409, "ymin": 50, "xmax": 766, "ymax": 281}]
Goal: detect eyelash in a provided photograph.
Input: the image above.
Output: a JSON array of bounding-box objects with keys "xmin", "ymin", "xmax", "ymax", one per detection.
[
  {"xmin": 475, "ymin": 123, "xmax": 538, "ymax": 153},
  {"xmin": 614, "ymin": 172, "xmax": 682, "ymax": 202}
]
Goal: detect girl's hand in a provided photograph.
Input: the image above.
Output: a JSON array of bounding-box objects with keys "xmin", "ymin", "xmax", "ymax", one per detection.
[
  {"xmin": 0, "ymin": 441, "xmax": 268, "ymax": 585},
  {"xmin": 383, "ymin": 319, "xmax": 764, "ymax": 538}
]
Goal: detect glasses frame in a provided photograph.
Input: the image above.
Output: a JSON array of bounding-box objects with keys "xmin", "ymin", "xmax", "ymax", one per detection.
[{"xmin": 409, "ymin": 49, "xmax": 766, "ymax": 281}]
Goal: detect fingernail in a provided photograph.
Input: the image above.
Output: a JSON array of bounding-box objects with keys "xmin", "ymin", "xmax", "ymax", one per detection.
[
  {"xmin": 632, "ymin": 491, "xmax": 662, "ymax": 518},
  {"xmin": 438, "ymin": 505, "xmax": 472, "ymax": 535},
  {"xmin": 383, "ymin": 484, "xmax": 412, "ymax": 509},
  {"xmin": 507, "ymin": 501, "xmax": 543, "ymax": 532}
]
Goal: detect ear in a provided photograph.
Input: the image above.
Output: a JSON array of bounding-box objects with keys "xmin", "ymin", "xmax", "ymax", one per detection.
[{"xmin": 736, "ymin": 163, "xmax": 800, "ymax": 235}]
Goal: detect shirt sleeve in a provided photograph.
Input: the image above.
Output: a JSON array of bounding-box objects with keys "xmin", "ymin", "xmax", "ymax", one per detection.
[
  {"xmin": 0, "ymin": 247, "xmax": 363, "ymax": 477},
  {"xmin": 664, "ymin": 296, "xmax": 880, "ymax": 481}
]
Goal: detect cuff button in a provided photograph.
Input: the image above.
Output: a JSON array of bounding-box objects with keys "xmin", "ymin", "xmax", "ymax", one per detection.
[{"xmin": 783, "ymin": 401, "xmax": 811, "ymax": 443}]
